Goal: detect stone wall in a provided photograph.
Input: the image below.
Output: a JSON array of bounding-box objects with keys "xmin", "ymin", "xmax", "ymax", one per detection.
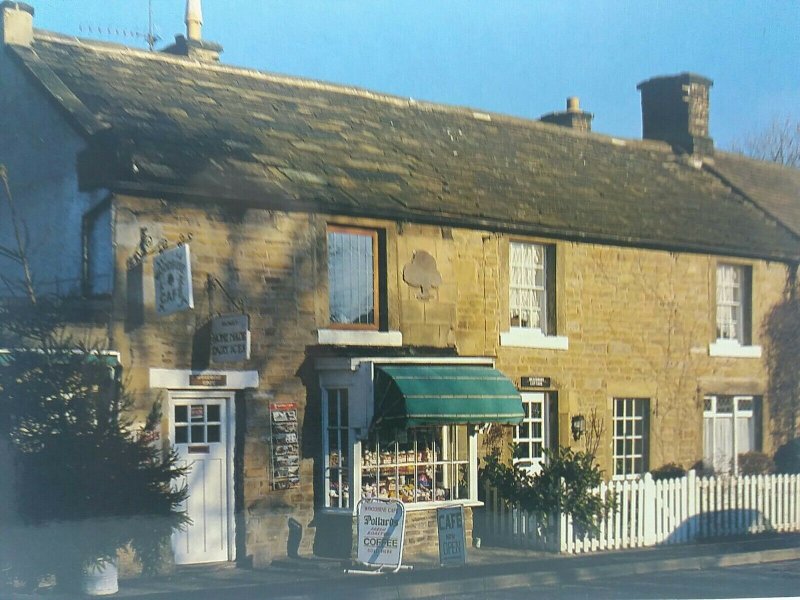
[{"xmin": 109, "ymin": 194, "xmax": 789, "ymax": 565}]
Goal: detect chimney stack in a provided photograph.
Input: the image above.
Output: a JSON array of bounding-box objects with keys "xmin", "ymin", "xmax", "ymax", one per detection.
[
  {"xmin": 637, "ymin": 73, "xmax": 714, "ymax": 155},
  {"xmin": 1, "ymin": 1, "xmax": 34, "ymax": 47},
  {"xmin": 163, "ymin": 0, "xmax": 223, "ymax": 62},
  {"xmin": 540, "ymin": 97, "xmax": 593, "ymax": 132}
]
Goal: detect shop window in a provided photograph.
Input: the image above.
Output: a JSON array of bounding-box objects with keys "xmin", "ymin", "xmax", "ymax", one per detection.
[
  {"xmin": 361, "ymin": 426, "xmax": 471, "ymax": 504},
  {"xmin": 323, "ymin": 388, "xmax": 350, "ymax": 509},
  {"xmin": 327, "ymin": 226, "xmax": 382, "ymax": 329},
  {"xmin": 82, "ymin": 201, "xmax": 113, "ymax": 296},
  {"xmin": 703, "ymin": 395, "xmax": 761, "ymax": 474},
  {"xmin": 513, "ymin": 392, "xmax": 557, "ymax": 473},
  {"xmin": 715, "ymin": 263, "xmax": 752, "ymax": 345},
  {"xmin": 612, "ymin": 398, "xmax": 649, "ymax": 478}
]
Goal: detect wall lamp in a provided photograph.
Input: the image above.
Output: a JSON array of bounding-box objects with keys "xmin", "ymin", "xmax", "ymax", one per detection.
[{"xmin": 571, "ymin": 415, "xmax": 586, "ymax": 441}]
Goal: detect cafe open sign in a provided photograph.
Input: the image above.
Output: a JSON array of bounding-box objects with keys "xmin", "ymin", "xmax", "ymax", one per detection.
[
  {"xmin": 154, "ymin": 244, "xmax": 194, "ymax": 316},
  {"xmin": 437, "ymin": 506, "xmax": 466, "ymax": 566}
]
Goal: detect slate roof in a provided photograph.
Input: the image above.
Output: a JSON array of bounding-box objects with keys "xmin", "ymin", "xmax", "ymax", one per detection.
[
  {"xmin": 8, "ymin": 31, "xmax": 800, "ymax": 262},
  {"xmin": 708, "ymin": 152, "xmax": 800, "ymax": 237}
]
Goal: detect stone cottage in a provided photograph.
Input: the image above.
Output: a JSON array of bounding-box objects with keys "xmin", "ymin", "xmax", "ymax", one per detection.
[{"xmin": 2, "ymin": 0, "xmax": 798, "ymax": 568}]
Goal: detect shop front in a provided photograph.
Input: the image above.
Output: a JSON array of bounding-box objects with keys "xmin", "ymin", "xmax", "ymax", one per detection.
[{"xmin": 315, "ymin": 357, "xmax": 523, "ymax": 556}]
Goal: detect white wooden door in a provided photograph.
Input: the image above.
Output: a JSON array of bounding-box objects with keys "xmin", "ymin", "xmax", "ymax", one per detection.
[
  {"xmin": 170, "ymin": 393, "xmax": 234, "ymax": 564},
  {"xmin": 514, "ymin": 392, "xmax": 548, "ymax": 473}
]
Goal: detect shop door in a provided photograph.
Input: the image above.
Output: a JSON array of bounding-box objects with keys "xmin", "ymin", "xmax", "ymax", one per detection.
[{"xmin": 169, "ymin": 393, "xmax": 234, "ymax": 564}]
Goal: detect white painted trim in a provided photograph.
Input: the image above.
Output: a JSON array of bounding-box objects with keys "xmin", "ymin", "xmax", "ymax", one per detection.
[
  {"xmin": 317, "ymin": 329, "xmax": 402, "ymax": 347},
  {"xmin": 500, "ymin": 328, "xmax": 569, "ymax": 350},
  {"xmin": 150, "ymin": 368, "xmax": 259, "ymax": 389},
  {"xmin": 708, "ymin": 341, "xmax": 762, "ymax": 358}
]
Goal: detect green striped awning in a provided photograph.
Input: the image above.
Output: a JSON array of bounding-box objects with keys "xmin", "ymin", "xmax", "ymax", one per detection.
[{"xmin": 372, "ymin": 365, "xmax": 523, "ymax": 429}]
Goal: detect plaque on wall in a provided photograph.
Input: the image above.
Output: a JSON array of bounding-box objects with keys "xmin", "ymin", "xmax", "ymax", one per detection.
[
  {"xmin": 520, "ymin": 375, "xmax": 551, "ymax": 389},
  {"xmin": 270, "ymin": 402, "xmax": 300, "ymax": 490}
]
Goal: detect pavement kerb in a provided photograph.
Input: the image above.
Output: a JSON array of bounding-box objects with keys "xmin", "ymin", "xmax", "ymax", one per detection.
[
  {"xmin": 318, "ymin": 544, "xmax": 800, "ymax": 600},
  {"xmin": 5, "ymin": 538, "xmax": 800, "ymax": 599}
]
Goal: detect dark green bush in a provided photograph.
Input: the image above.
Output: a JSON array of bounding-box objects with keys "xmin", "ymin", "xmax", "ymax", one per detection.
[
  {"xmin": 649, "ymin": 463, "xmax": 686, "ymax": 481},
  {"xmin": 738, "ymin": 451, "xmax": 773, "ymax": 475},
  {"xmin": 773, "ymin": 439, "xmax": 800, "ymax": 474},
  {"xmin": 481, "ymin": 445, "xmax": 615, "ymax": 539}
]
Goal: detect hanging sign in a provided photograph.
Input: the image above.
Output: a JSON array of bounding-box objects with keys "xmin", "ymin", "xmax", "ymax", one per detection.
[
  {"xmin": 437, "ymin": 506, "xmax": 467, "ymax": 566},
  {"xmin": 210, "ymin": 314, "xmax": 251, "ymax": 363},
  {"xmin": 154, "ymin": 244, "xmax": 194, "ymax": 316},
  {"xmin": 356, "ymin": 498, "xmax": 406, "ymax": 568}
]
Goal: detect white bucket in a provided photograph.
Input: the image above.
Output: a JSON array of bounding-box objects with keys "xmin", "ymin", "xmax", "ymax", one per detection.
[{"xmin": 81, "ymin": 559, "xmax": 119, "ymax": 596}]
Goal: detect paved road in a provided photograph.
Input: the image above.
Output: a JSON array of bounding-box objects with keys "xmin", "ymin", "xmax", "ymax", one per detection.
[{"xmin": 447, "ymin": 559, "xmax": 800, "ymax": 599}]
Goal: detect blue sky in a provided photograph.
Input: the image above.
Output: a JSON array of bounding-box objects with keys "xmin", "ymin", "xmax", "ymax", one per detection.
[{"xmin": 33, "ymin": 1, "xmax": 799, "ymax": 149}]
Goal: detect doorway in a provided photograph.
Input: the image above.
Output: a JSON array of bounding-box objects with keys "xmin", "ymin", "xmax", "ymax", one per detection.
[{"xmin": 169, "ymin": 392, "xmax": 235, "ymax": 564}]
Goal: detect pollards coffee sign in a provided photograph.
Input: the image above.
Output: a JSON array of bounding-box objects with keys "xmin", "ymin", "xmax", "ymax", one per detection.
[
  {"xmin": 154, "ymin": 245, "xmax": 194, "ymax": 316},
  {"xmin": 211, "ymin": 314, "xmax": 251, "ymax": 363},
  {"xmin": 356, "ymin": 498, "xmax": 405, "ymax": 568}
]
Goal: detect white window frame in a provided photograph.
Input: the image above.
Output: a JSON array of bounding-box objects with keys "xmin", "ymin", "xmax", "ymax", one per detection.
[
  {"xmin": 710, "ymin": 263, "xmax": 760, "ymax": 358},
  {"xmin": 513, "ymin": 392, "xmax": 549, "ymax": 473},
  {"xmin": 612, "ymin": 398, "xmax": 649, "ymax": 479},
  {"xmin": 501, "ymin": 241, "xmax": 568, "ymax": 350},
  {"xmin": 360, "ymin": 425, "xmax": 473, "ymax": 506},
  {"xmin": 703, "ymin": 395, "xmax": 757, "ymax": 475}
]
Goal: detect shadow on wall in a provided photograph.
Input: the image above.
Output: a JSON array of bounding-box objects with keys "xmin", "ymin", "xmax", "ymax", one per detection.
[{"xmin": 662, "ymin": 509, "xmax": 769, "ymax": 544}]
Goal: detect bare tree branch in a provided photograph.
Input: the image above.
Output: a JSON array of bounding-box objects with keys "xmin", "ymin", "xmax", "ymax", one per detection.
[
  {"xmin": 729, "ymin": 116, "xmax": 800, "ymax": 167},
  {"xmin": 0, "ymin": 164, "xmax": 36, "ymax": 304}
]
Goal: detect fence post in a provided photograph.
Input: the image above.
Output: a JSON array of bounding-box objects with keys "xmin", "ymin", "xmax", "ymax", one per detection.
[
  {"xmin": 643, "ymin": 472, "xmax": 656, "ymax": 546},
  {"xmin": 686, "ymin": 470, "xmax": 697, "ymax": 540}
]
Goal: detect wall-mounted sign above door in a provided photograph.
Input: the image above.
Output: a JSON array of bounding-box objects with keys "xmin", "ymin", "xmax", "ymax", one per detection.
[{"xmin": 520, "ymin": 375, "xmax": 551, "ymax": 389}]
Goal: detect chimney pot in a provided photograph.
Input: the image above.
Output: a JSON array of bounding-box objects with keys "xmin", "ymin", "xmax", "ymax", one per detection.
[
  {"xmin": 186, "ymin": 0, "xmax": 203, "ymax": 41},
  {"xmin": 540, "ymin": 96, "xmax": 593, "ymax": 132},
  {"xmin": 637, "ymin": 72, "xmax": 714, "ymax": 155},
  {"xmin": 567, "ymin": 96, "xmax": 580, "ymax": 112},
  {"xmin": 1, "ymin": 1, "xmax": 34, "ymax": 47}
]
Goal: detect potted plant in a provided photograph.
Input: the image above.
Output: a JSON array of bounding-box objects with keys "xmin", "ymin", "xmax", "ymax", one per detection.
[{"xmin": 0, "ymin": 300, "xmax": 188, "ymax": 594}]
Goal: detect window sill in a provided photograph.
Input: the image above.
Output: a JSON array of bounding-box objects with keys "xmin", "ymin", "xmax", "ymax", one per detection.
[
  {"xmin": 500, "ymin": 328, "xmax": 569, "ymax": 350},
  {"xmin": 403, "ymin": 499, "xmax": 482, "ymax": 512},
  {"xmin": 320, "ymin": 499, "xmax": 482, "ymax": 516},
  {"xmin": 317, "ymin": 329, "xmax": 403, "ymax": 347},
  {"xmin": 708, "ymin": 341, "xmax": 762, "ymax": 358}
]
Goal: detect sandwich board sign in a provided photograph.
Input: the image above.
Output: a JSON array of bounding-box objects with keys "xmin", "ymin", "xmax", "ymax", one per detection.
[
  {"xmin": 437, "ymin": 505, "xmax": 467, "ymax": 566},
  {"xmin": 349, "ymin": 498, "xmax": 409, "ymax": 573},
  {"xmin": 154, "ymin": 244, "xmax": 194, "ymax": 316}
]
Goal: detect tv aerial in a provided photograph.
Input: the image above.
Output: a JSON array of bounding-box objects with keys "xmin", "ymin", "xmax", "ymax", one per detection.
[{"xmin": 78, "ymin": 0, "xmax": 161, "ymax": 51}]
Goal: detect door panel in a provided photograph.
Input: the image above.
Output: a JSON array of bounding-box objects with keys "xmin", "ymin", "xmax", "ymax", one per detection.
[{"xmin": 170, "ymin": 396, "xmax": 232, "ymax": 564}]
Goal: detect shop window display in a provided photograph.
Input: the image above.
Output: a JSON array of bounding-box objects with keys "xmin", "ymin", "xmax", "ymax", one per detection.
[{"xmin": 361, "ymin": 426, "xmax": 469, "ymax": 504}]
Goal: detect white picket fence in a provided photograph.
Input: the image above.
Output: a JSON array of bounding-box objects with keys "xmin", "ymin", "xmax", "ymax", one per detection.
[{"xmin": 482, "ymin": 470, "xmax": 800, "ymax": 554}]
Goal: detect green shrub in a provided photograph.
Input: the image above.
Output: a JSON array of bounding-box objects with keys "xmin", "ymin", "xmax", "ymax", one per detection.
[
  {"xmin": 649, "ymin": 463, "xmax": 686, "ymax": 481},
  {"xmin": 738, "ymin": 451, "xmax": 773, "ymax": 475},
  {"xmin": 774, "ymin": 439, "xmax": 800, "ymax": 474},
  {"xmin": 481, "ymin": 445, "xmax": 615, "ymax": 539}
]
